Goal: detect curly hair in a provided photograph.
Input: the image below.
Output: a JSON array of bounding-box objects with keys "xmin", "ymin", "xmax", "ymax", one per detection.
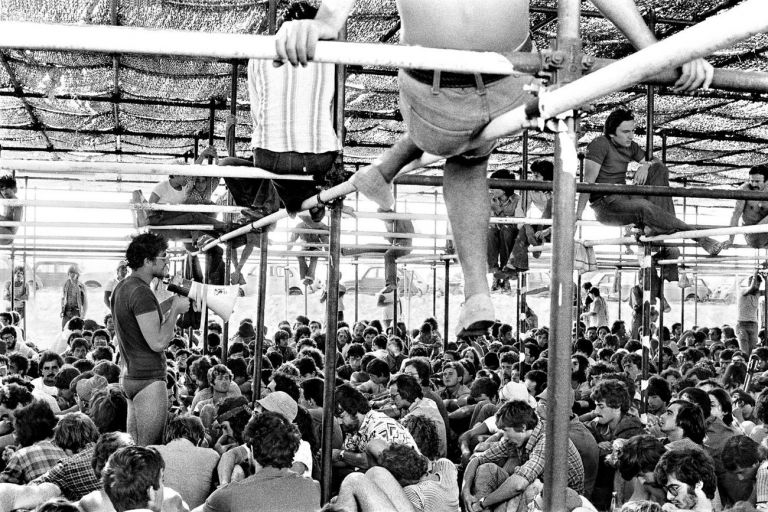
[
  {"xmin": 53, "ymin": 412, "xmax": 99, "ymax": 453},
  {"xmin": 125, "ymin": 233, "xmax": 168, "ymax": 271},
  {"xmin": 400, "ymin": 415, "xmax": 440, "ymax": 461},
  {"xmin": 102, "ymin": 446, "xmax": 165, "ymax": 512},
  {"xmin": 245, "ymin": 412, "xmax": 301, "ymax": 469},
  {"xmin": 617, "ymin": 434, "xmax": 665, "ymax": 480},
  {"xmin": 590, "ymin": 379, "xmax": 631, "ymax": 413},
  {"xmin": 14, "ymin": 400, "xmax": 58, "ymax": 447},
  {"xmin": 0, "ymin": 382, "xmax": 32, "ymax": 410},
  {"xmin": 654, "ymin": 448, "xmax": 717, "ymax": 500},
  {"xmin": 378, "ymin": 443, "xmax": 428, "ymax": 486},
  {"xmin": 206, "ymin": 363, "xmax": 232, "ymax": 386}
]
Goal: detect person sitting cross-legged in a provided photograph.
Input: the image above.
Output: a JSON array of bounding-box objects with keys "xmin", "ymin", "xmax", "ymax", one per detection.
[{"xmin": 462, "ymin": 400, "xmax": 584, "ymax": 512}]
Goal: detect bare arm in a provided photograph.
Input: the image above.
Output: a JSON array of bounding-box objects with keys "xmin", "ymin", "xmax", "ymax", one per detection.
[
  {"xmin": 590, "ymin": 0, "xmax": 713, "ymax": 92},
  {"xmin": 2, "ymin": 482, "xmax": 62, "ymax": 510},
  {"xmin": 482, "ymin": 474, "xmax": 530, "ymax": 508},
  {"xmin": 576, "ymin": 159, "xmax": 601, "ymax": 219},
  {"xmin": 274, "ymin": 0, "xmax": 356, "ymax": 65},
  {"xmin": 727, "ymin": 200, "xmax": 746, "ymax": 246},
  {"xmin": 216, "ymin": 445, "xmax": 248, "ymax": 486},
  {"xmin": 136, "ymin": 296, "xmax": 190, "ymax": 352}
]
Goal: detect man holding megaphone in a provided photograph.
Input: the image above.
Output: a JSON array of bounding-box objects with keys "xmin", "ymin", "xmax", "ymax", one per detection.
[{"xmin": 111, "ymin": 232, "xmax": 190, "ymax": 446}]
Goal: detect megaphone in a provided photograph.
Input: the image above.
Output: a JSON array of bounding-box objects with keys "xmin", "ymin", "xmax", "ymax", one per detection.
[{"xmin": 166, "ymin": 277, "xmax": 238, "ymax": 322}]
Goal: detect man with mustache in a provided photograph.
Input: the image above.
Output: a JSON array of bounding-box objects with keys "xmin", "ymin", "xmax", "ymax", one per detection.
[{"xmin": 726, "ymin": 164, "xmax": 768, "ymax": 249}]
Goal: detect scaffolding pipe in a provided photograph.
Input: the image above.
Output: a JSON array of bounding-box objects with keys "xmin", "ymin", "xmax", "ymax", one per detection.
[
  {"xmin": 0, "ymin": 22, "xmax": 516, "ymax": 75},
  {"xmin": 0, "ymin": 159, "xmax": 313, "ymax": 181},
  {"xmin": 1, "ymin": 21, "xmax": 767, "ymax": 93},
  {"xmin": 477, "ymin": 0, "xmax": 768, "ymax": 143},
  {"xmin": 321, "ymin": 201, "xmax": 343, "ymax": 503},
  {"xmin": 542, "ymin": 0, "xmax": 580, "ymax": 506},
  {"xmin": 251, "ymin": 230, "xmax": 270, "ymax": 403}
]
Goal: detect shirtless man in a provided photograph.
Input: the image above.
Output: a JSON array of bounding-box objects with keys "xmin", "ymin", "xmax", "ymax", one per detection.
[
  {"xmin": 274, "ymin": 0, "xmax": 713, "ymax": 336},
  {"xmin": 725, "ymin": 164, "xmax": 768, "ymax": 249}
]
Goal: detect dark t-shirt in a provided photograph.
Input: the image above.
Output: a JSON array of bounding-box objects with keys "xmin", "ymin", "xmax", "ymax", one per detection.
[
  {"xmin": 585, "ymin": 135, "xmax": 644, "ymax": 202},
  {"xmin": 111, "ymin": 275, "xmax": 165, "ymax": 380}
]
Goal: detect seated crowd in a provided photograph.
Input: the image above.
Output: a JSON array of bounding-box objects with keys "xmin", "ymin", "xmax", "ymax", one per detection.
[{"xmin": 2, "ymin": 307, "xmax": 768, "ymax": 512}]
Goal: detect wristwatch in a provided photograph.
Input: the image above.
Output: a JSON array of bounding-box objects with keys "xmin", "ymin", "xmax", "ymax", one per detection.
[
  {"xmin": 478, "ymin": 497, "xmax": 487, "ymax": 510},
  {"xmin": 338, "ymin": 450, "xmax": 345, "ymax": 462}
]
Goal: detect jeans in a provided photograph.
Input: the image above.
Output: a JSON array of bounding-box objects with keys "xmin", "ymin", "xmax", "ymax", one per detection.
[
  {"xmin": 298, "ymin": 250, "xmax": 318, "ymax": 281},
  {"xmin": 737, "ymin": 320, "xmax": 759, "ymax": 355},
  {"xmin": 224, "ymin": 149, "xmax": 338, "ymax": 213},
  {"xmin": 487, "ymin": 225, "xmax": 517, "ymax": 271}
]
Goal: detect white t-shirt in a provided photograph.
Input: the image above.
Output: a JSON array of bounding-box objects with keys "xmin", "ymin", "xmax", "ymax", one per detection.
[
  {"xmin": 151, "ymin": 180, "xmax": 190, "ymax": 204},
  {"xmin": 293, "ymin": 439, "xmax": 312, "ymax": 478},
  {"xmin": 31, "ymin": 377, "xmax": 58, "ymax": 397}
]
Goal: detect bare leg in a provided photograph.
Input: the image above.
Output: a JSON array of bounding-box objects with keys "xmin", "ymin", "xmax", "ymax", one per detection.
[
  {"xmin": 443, "ymin": 155, "xmax": 495, "ymax": 334},
  {"xmin": 443, "ymin": 155, "xmax": 491, "ymax": 299},
  {"xmin": 364, "ymin": 467, "xmax": 416, "ymax": 511}
]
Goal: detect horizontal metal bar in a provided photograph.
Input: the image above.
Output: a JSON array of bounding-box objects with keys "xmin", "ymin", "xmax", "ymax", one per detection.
[{"xmin": 0, "ymin": 22, "xmax": 516, "ymax": 75}]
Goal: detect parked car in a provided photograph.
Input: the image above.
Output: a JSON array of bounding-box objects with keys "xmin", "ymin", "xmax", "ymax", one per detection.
[
  {"xmin": 244, "ymin": 265, "xmax": 304, "ymax": 296},
  {"xmin": 711, "ymin": 274, "xmax": 764, "ymax": 304},
  {"xmin": 595, "ymin": 271, "xmax": 711, "ymax": 302},
  {"xmin": 342, "ymin": 266, "xmax": 430, "ymax": 296}
]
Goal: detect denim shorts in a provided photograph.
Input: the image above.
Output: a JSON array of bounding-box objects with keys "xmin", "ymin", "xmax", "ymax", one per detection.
[{"xmin": 398, "ymin": 70, "xmax": 534, "ymax": 159}]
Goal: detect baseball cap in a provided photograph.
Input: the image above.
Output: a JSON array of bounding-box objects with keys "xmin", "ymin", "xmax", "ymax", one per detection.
[{"xmin": 256, "ymin": 391, "xmax": 298, "ymax": 422}]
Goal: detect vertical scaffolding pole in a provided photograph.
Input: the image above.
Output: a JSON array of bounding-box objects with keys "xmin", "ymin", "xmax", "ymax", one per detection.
[
  {"xmin": 543, "ymin": 0, "xmax": 580, "ymax": 507},
  {"xmin": 519, "ymin": 131, "xmax": 529, "ymax": 345},
  {"xmin": 251, "ymin": 230, "xmax": 269, "ymax": 403},
  {"xmin": 321, "ymin": 202, "xmax": 343, "ymax": 504},
  {"xmin": 433, "ymin": 191, "xmax": 438, "ymax": 316},
  {"xmin": 202, "ymin": 98, "xmax": 216, "ymax": 351},
  {"xmin": 644, "ymin": 19, "xmax": 657, "ymax": 375},
  {"xmin": 321, "ymin": 11, "xmax": 346, "ymax": 500},
  {"xmin": 221, "ymin": 61, "xmax": 239, "ymax": 363},
  {"xmin": 641, "ymin": 244, "xmax": 652, "ymax": 413},
  {"xmin": 443, "ymin": 259, "xmax": 450, "ymax": 350},
  {"xmin": 393, "ymin": 184, "xmax": 399, "ymax": 331},
  {"xmin": 354, "ymin": 192, "xmax": 359, "ymax": 323}
]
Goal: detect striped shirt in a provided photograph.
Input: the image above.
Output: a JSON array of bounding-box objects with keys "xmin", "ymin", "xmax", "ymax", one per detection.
[
  {"xmin": 403, "ymin": 459, "xmax": 460, "ymax": 512},
  {"xmin": 248, "ymin": 59, "xmax": 341, "ymax": 154}
]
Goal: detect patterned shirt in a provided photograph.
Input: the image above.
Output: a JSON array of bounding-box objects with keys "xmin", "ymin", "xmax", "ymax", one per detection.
[
  {"xmin": 343, "ymin": 410, "xmax": 418, "ymax": 453},
  {"xmin": 0, "ymin": 440, "xmax": 66, "ymax": 484},
  {"xmin": 34, "ymin": 443, "xmax": 99, "ymax": 500},
  {"xmin": 474, "ymin": 422, "xmax": 584, "ymax": 494}
]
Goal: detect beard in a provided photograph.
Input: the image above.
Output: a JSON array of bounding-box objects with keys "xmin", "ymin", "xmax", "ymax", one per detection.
[
  {"xmin": 340, "ymin": 417, "xmax": 361, "ymax": 436},
  {"xmin": 672, "ymin": 488, "xmax": 698, "ymax": 510}
]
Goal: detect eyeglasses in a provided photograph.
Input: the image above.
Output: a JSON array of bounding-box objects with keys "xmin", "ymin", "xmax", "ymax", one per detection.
[{"xmin": 663, "ymin": 484, "xmax": 681, "ymax": 497}]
